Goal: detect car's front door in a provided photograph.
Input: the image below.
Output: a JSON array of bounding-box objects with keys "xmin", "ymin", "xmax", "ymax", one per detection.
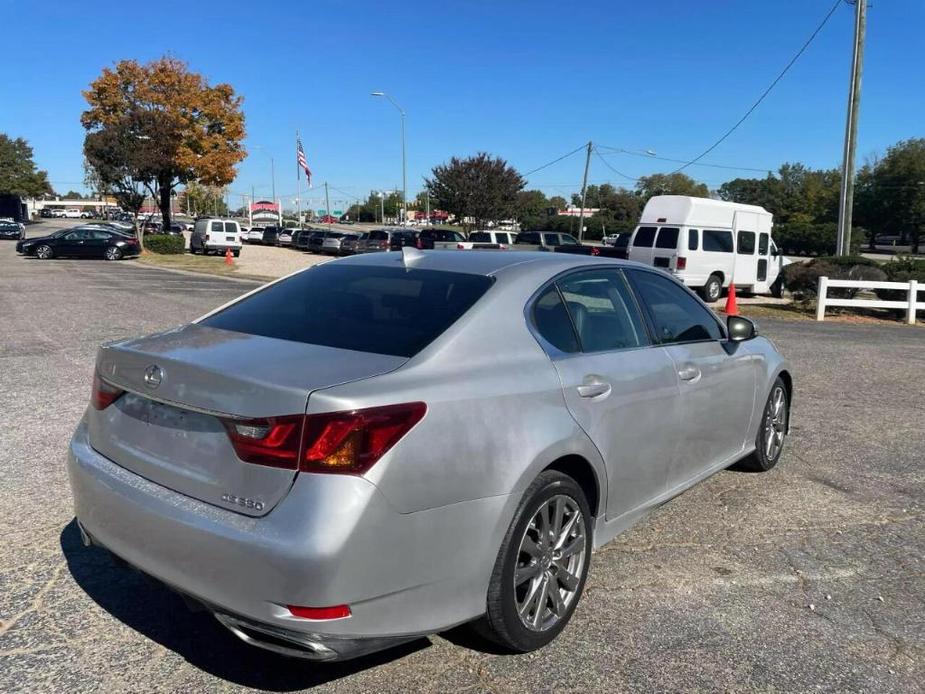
[
  {"xmin": 57, "ymin": 229, "xmax": 90, "ymax": 256},
  {"xmin": 626, "ymin": 268, "xmax": 756, "ymax": 491},
  {"xmin": 532, "ymin": 268, "xmax": 682, "ymax": 522}
]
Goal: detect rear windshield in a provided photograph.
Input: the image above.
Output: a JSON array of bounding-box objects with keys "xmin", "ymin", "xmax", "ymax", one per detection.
[
  {"xmin": 633, "ymin": 226, "xmax": 657, "ymax": 247},
  {"xmin": 201, "ymin": 265, "xmax": 494, "ymax": 357}
]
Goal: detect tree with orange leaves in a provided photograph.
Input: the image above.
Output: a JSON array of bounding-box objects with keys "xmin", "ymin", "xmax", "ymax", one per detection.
[{"xmin": 82, "ymin": 57, "xmax": 246, "ymax": 235}]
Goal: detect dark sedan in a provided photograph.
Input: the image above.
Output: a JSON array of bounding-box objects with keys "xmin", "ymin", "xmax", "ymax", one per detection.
[
  {"xmin": 16, "ymin": 227, "xmax": 140, "ymax": 260},
  {"xmin": 0, "ymin": 220, "xmax": 25, "ymax": 240}
]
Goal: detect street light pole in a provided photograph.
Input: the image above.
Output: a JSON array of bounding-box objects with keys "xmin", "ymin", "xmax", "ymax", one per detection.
[{"xmin": 372, "ymin": 92, "xmax": 407, "ymax": 225}]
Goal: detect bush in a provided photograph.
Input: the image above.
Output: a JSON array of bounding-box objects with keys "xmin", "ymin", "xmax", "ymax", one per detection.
[
  {"xmin": 145, "ymin": 234, "xmax": 185, "ymax": 254},
  {"xmin": 875, "ymin": 256, "xmax": 925, "ymax": 306},
  {"xmin": 782, "ymin": 260, "xmax": 837, "ymax": 299},
  {"xmin": 781, "ymin": 257, "xmax": 886, "ymax": 300}
]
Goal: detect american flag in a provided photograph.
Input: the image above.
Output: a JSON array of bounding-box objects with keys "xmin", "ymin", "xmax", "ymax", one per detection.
[{"xmin": 297, "ymin": 137, "xmax": 312, "ymax": 186}]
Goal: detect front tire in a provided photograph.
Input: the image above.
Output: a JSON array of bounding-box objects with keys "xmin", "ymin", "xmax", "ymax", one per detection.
[
  {"xmin": 477, "ymin": 471, "xmax": 592, "ymax": 652},
  {"xmin": 104, "ymin": 246, "xmax": 123, "ymax": 261},
  {"xmin": 700, "ymin": 274, "xmax": 723, "ymax": 303},
  {"xmin": 35, "ymin": 244, "xmax": 53, "ymax": 259},
  {"xmin": 738, "ymin": 378, "xmax": 788, "ymax": 472}
]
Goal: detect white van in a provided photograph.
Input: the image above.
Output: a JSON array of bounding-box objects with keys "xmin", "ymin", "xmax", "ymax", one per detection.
[
  {"xmin": 63, "ymin": 208, "xmax": 83, "ymax": 219},
  {"xmin": 190, "ymin": 218, "xmax": 242, "ymax": 256},
  {"xmin": 627, "ymin": 196, "xmax": 786, "ymax": 302}
]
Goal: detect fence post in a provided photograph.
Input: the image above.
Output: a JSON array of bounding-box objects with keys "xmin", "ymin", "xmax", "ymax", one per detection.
[
  {"xmin": 816, "ymin": 276, "xmax": 829, "ymax": 321},
  {"xmin": 908, "ymin": 279, "xmax": 919, "ymax": 325}
]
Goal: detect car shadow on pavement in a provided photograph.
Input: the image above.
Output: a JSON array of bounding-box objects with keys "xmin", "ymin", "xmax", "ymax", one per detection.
[{"xmin": 59, "ymin": 520, "xmax": 431, "ymax": 691}]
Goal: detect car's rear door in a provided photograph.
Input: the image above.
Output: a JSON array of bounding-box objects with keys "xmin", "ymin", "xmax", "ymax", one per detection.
[
  {"xmin": 626, "ymin": 268, "xmax": 756, "ymax": 490},
  {"xmin": 85, "ymin": 229, "xmax": 113, "ymax": 257},
  {"xmin": 533, "ymin": 268, "xmax": 681, "ymax": 522}
]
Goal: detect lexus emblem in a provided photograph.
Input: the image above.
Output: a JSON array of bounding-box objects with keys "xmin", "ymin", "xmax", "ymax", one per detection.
[{"xmin": 143, "ymin": 364, "xmax": 163, "ymax": 389}]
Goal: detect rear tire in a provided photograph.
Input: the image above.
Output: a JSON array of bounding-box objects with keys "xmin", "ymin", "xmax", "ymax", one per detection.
[
  {"xmin": 737, "ymin": 378, "xmax": 788, "ymax": 472},
  {"xmin": 104, "ymin": 246, "xmax": 122, "ymax": 261},
  {"xmin": 35, "ymin": 244, "xmax": 53, "ymax": 259},
  {"xmin": 700, "ymin": 274, "xmax": 723, "ymax": 303},
  {"xmin": 474, "ymin": 471, "xmax": 592, "ymax": 653}
]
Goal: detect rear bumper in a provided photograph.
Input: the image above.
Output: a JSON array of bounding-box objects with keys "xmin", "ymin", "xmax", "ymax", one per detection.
[{"xmin": 67, "ymin": 420, "xmax": 513, "ymax": 654}]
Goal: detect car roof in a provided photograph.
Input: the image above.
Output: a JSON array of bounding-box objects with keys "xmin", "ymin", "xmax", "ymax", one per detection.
[{"xmin": 334, "ymin": 249, "xmax": 636, "ymax": 277}]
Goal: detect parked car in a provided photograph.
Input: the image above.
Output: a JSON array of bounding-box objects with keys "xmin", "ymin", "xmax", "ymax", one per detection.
[
  {"xmin": 363, "ymin": 228, "xmax": 394, "ymax": 253},
  {"xmin": 16, "ymin": 226, "xmax": 140, "ymax": 260},
  {"xmin": 465, "ymin": 231, "xmax": 516, "ymax": 249},
  {"xmin": 289, "ymin": 228, "xmax": 309, "ymax": 248},
  {"xmin": 68, "ymin": 251, "xmax": 792, "ymax": 662},
  {"xmin": 389, "ymin": 230, "xmax": 422, "ymax": 251},
  {"xmin": 278, "ymin": 229, "xmax": 293, "ymax": 246},
  {"xmin": 513, "ymin": 231, "xmax": 583, "ymax": 251},
  {"xmin": 601, "ymin": 233, "xmax": 621, "ymax": 246},
  {"xmin": 50, "ymin": 209, "xmax": 67, "ymax": 218},
  {"xmin": 419, "ymin": 228, "xmax": 467, "ymax": 249},
  {"xmin": 190, "ymin": 218, "xmax": 242, "ymax": 256},
  {"xmin": 80, "ymin": 211, "xmax": 95, "ymax": 219},
  {"xmin": 40, "ymin": 208, "xmax": 54, "ymax": 218},
  {"xmin": 260, "ymin": 227, "xmax": 280, "ymax": 246},
  {"xmin": 340, "ymin": 231, "xmax": 368, "ymax": 255},
  {"xmin": 306, "ymin": 230, "xmax": 330, "ymax": 253},
  {"xmin": 321, "ymin": 231, "xmax": 355, "ymax": 255},
  {"xmin": 627, "ymin": 196, "xmax": 788, "ymax": 302},
  {"xmin": 0, "ymin": 220, "xmax": 25, "ymax": 240},
  {"xmin": 63, "ymin": 208, "xmax": 83, "ymax": 219},
  {"xmin": 246, "ymin": 227, "xmax": 264, "ymax": 244}
]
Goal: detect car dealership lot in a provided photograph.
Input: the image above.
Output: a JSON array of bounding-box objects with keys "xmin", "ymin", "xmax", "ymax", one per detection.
[{"xmin": 0, "ymin": 242, "xmax": 922, "ymax": 692}]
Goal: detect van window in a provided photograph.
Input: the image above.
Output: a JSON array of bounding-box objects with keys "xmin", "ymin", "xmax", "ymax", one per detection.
[
  {"xmin": 655, "ymin": 227, "xmax": 679, "ymax": 249},
  {"xmin": 688, "ymin": 229, "xmax": 699, "ymax": 251},
  {"xmin": 737, "ymin": 231, "xmax": 756, "ymax": 255},
  {"xmin": 758, "ymin": 233, "xmax": 769, "ymax": 255},
  {"xmin": 517, "ymin": 232, "xmax": 538, "ymax": 244},
  {"xmin": 224, "ymin": 222, "xmax": 238, "ymax": 234},
  {"xmin": 633, "ymin": 226, "xmax": 657, "ymax": 247},
  {"xmin": 210, "ymin": 221, "xmax": 223, "ymax": 233},
  {"xmin": 703, "ymin": 230, "xmax": 733, "ymax": 253}
]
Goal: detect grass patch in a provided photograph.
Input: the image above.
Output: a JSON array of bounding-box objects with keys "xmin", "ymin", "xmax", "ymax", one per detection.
[
  {"xmin": 135, "ymin": 252, "xmax": 273, "ymax": 282},
  {"xmin": 714, "ymin": 302, "xmax": 923, "ymax": 326}
]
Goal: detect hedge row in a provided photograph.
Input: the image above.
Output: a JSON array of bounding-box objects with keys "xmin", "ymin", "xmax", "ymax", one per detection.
[
  {"xmin": 145, "ymin": 234, "xmax": 185, "ymax": 255},
  {"xmin": 773, "ymin": 222, "xmax": 865, "ymax": 257}
]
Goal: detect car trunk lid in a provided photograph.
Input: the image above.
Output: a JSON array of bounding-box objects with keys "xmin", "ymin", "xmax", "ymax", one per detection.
[{"xmin": 87, "ymin": 323, "xmax": 406, "ymax": 516}]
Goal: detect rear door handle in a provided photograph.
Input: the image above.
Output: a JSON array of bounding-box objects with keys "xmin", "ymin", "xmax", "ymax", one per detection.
[
  {"xmin": 577, "ymin": 380, "xmax": 612, "ymax": 399},
  {"xmin": 678, "ymin": 364, "xmax": 701, "ymax": 382}
]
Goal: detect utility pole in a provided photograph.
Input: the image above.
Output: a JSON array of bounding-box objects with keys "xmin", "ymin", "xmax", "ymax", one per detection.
[
  {"xmin": 249, "ymin": 185, "xmax": 254, "ymax": 227},
  {"xmin": 425, "ymin": 190, "xmax": 430, "ymax": 225},
  {"xmin": 836, "ymin": 0, "xmax": 867, "ymax": 257},
  {"xmin": 324, "ymin": 182, "xmax": 331, "ymax": 219},
  {"xmin": 575, "ymin": 141, "xmax": 593, "ymax": 242}
]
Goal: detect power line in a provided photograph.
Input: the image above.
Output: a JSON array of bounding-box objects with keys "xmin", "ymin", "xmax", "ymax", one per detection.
[
  {"xmin": 671, "ymin": 0, "xmax": 844, "ymax": 174},
  {"xmin": 523, "ymin": 144, "xmax": 587, "ymax": 178},
  {"xmin": 592, "ymin": 148, "xmax": 639, "ymax": 182},
  {"xmin": 596, "ymin": 145, "xmax": 773, "ymax": 173}
]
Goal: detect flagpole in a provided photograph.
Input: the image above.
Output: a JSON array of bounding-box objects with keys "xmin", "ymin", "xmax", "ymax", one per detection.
[{"xmin": 296, "ymin": 130, "xmax": 302, "ymax": 227}]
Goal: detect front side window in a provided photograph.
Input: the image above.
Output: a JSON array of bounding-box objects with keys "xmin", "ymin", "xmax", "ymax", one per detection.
[
  {"xmin": 557, "ymin": 270, "xmax": 648, "ymax": 352},
  {"xmin": 532, "ymin": 286, "xmax": 579, "ymax": 353},
  {"xmin": 633, "ymin": 226, "xmax": 657, "ymax": 247},
  {"xmin": 655, "ymin": 227, "xmax": 680, "ymax": 249},
  {"xmin": 737, "ymin": 231, "xmax": 756, "ymax": 255},
  {"xmin": 558, "ymin": 234, "xmax": 580, "ymax": 246},
  {"xmin": 703, "ymin": 230, "xmax": 734, "ymax": 253},
  {"xmin": 202, "ymin": 265, "xmax": 494, "ymax": 358},
  {"xmin": 628, "ymin": 270, "xmax": 723, "ymax": 344}
]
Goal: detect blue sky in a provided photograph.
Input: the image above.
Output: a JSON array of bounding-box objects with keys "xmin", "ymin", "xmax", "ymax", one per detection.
[{"xmin": 3, "ymin": 0, "xmax": 923, "ymax": 210}]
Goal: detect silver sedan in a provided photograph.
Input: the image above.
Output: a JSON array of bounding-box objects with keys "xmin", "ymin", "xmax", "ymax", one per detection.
[{"xmin": 68, "ymin": 250, "xmax": 791, "ymax": 661}]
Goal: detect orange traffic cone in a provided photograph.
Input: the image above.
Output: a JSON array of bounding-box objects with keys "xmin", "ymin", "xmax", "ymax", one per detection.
[
  {"xmin": 724, "ymin": 283, "xmax": 738, "ymax": 315},
  {"xmin": 225, "ymin": 248, "xmax": 233, "ymax": 266}
]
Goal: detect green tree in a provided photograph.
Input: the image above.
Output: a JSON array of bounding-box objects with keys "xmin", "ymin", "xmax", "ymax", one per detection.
[
  {"xmin": 867, "ymin": 138, "xmax": 925, "ymax": 253},
  {"xmin": 82, "ymin": 57, "xmax": 246, "ymax": 232},
  {"xmin": 180, "ymin": 182, "xmax": 228, "ymax": 217},
  {"xmin": 549, "ymin": 195, "xmax": 568, "ymax": 212},
  {"xmin": 635, "ymin": 173, "xmax": 709, "ymax": 202},
  {"xmin": 0, "ymin": 134, "xmax": 52, "ymax": 198},
  {"xmin": 426, "ymin": 153, "xmax": 525, "ymax": 230}
]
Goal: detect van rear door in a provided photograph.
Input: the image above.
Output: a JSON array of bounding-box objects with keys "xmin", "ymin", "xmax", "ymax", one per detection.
[
  {"xmin": 628, "ymin": 225, "xmax": 658, "ymax": 266},
  {"xmin": 732, "ymin": 212, "xmax": 759, "ymax": 288}
]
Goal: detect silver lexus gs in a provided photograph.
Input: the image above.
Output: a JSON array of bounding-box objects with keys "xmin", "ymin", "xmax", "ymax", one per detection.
[{"xmin": 68, "ymin": 249, "xmax": 792, "ymax": 661}]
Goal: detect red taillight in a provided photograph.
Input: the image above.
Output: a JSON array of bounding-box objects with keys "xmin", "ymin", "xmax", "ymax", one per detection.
[
  {"xmin": 221, "ymin": 402, "xmax": 426, "ymax": 474},
  {"xmin": 415, "ymin": 239, "xmax": 424, "ymax": 249},
  {"xmin": 287, "ymin": 604, "xmax": 351, "ymax": 620},
  {"xmin": 91, "ymin": 372, "xmax": 125, "ymax": 410},
  {"xmin": 677, "ymin": 256, "xmax": 687, "ymax": 270},
  {"xmin": 457, "ymin": 243, "xmax": 465, "ymax": 249},
  {"xmin": 591, "ymin": 247, "xmax": 600, "ymax": 256}
]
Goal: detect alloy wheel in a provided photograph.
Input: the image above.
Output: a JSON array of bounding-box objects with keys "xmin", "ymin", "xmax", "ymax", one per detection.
[
  {"xmin": 105, "ymin": 246, "xmax": 121, "ymax": 261},
  {"xmin": 514, "ymin": 494, "xmax": 587, "ymax": 632},
  {"xmin": 764, "ymin": 385, "xmax": 787, "ymax": 461},
  {"xmin": 36, "ymin": 245, "xmax": 52, "ymax": 259}
]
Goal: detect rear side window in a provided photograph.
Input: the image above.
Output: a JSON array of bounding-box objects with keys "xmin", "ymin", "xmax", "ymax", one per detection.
[
  {"xmin": 688, "ymin": 229, "xmax": 699, "ymax": 251},
  {"xmin": 532, "ymin": 286, "xmax": 579, "ymax": 353},
  {"xmin": 201, "ymin": 265, "xmax": 494, "ymax": 358},
  {"xmin": 517, "ymin": 233, "xmax": 538, "ymax": 244},
  {"xmin": 633, "ymin": 226, "xmax": 657, "ymax": 247},
  {"xmin": 703, "ymin": 230, "xmax": 733, "ymax": 253},
  {"xmin": 497, "ymin": 233, "xmax": 512, "ymax": 245},
  {"xmin": 655, "ymin": 227, "xmax": 679, "ymax": 249},
  {"xmin": 737, "ymin": 231, "xmax": 756, "ymax": 255},
  {"xmin": 557, "ymin": 270, "xmax": 648, "ymax": 352},
  {"xmin": 369, "ymin": 230, "xmax": 388, "ymax": 241},
  {"xmin": 628, "ymin": 270, "xmax": 722, "ymax": 344},
  {"xmin": 758, "ymin": 233, "xmax": 769, "ymax": 255}
]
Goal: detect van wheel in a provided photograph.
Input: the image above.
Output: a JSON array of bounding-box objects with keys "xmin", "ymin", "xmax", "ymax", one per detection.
[
  {"xmin": 474, "ymin": 470, "xmax": 592, "ymax": 652},
  {"xmin": 700, "ymin": 274, "xmax": 723, "ymax": 303}
]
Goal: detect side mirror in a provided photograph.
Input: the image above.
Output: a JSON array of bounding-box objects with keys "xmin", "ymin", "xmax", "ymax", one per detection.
[{"xmin": 727, "ymin": 315, "xmax": 757, "ymax": 342}]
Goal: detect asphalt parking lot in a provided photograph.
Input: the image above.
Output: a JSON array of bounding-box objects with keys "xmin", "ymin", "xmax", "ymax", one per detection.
[{"xmin": 0, "ymin": 238, "xmax": 922, "ymax": 693}]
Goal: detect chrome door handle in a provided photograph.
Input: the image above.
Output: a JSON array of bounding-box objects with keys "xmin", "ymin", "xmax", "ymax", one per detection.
[
  {"xmin": 577, "ymin": 381, "xmax": 611, "ymax": 399},
  {"xmin": 678, "ymin": 365, "xmax": 701, "ymax": 382}
]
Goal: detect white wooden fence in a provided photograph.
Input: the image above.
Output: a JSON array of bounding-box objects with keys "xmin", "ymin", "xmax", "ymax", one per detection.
[{"xmin": 816, "ymin": 276, "xmax": 922, "ymax": 324}]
